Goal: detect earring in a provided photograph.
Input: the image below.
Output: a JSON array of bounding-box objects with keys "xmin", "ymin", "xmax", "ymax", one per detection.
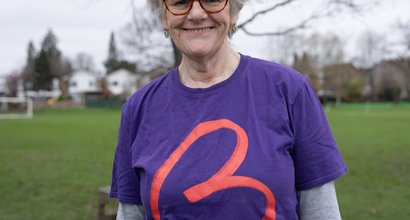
[
  {"xmin": 228, "ymin": 25, "xmax": 237, "ymax": 39},
  {"xmin": 164, "ymin": 29, "xmax": 170, "ymax": 38}
]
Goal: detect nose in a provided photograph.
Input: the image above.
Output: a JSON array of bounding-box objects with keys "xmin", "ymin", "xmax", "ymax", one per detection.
[{"xmin": 187, "ymin": 1, "xmax": 207, "ymax": 20}]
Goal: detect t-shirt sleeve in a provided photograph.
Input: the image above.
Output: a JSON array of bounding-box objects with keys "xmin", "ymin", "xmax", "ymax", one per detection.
[
  {"xmin": 290, "ymin": 78, "xmax": 347, "ymax": 191},
  {"xmin": 110, "ymin": 101, "xmax": 142, "ymax": 204}
]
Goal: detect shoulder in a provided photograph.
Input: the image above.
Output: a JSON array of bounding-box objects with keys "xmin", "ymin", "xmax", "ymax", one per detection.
[
  {"xmin": 245, "ymin": 55, "xmax": 308, "ymax": 83},
  {"xmin": 118, "ymin": 68, "xmax": 176, "ymax": 121},
  {"xmin": 118, "ymin": 69, "xmax": 176, "ymax": 135},
  {"xmin": 242, "ymin": 54, "xmax": 312, "ymax": 100}
]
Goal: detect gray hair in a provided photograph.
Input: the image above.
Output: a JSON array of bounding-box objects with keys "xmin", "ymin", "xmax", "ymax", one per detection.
[{"xmin": 146, "ymin": 0, "xmax": 247, "ymax": 23}]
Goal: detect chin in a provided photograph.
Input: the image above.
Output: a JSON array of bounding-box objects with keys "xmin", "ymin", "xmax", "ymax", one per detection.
[
  {"xmin": 188, "ymin": 50, "xmax": 216, "ymax": 59},
  {"xmin": 184, "ymin": 46, "xmax": 214, "ymax": 58},
  {"xmin": 185, "ymin": 41, "xmax": 227, "ymax": 58}
]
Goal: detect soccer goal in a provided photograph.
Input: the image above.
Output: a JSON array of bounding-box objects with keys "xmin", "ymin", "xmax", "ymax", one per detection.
[{"xmin": 0, "ymin": 97, "xmax": 33, "ymax": 119}]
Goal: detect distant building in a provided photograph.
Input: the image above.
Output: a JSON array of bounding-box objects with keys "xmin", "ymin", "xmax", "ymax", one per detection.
[
  {"xmin": 106, "ymin": 69, "xmax": 138, "ymax": 97},
  {"xmin": 0, "ymin": 77, "xmax": 6, "ymax": 96},
  {"xmin": 373, "ymin": 59, "xmax": 409, "ymax": 100},
  {"xmin": 68, "ymin": 70, "xmax": 101, "ymax": 103},
  {"xmin": 321, "ymin": 63, "xmax": 365, "ymax": 103}
]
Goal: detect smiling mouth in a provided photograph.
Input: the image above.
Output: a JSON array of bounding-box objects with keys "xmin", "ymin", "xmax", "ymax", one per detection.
[{"xmin": 185, "ymin": 27, "xmax": 214, "ymax": 32}]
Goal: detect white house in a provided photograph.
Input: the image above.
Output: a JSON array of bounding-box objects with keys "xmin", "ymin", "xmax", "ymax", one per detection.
[
  {"xmin": 68, "ymin": 70, "xmax": 101, "ymax": 103},
  {"xmin": 107, "ymin": 69, "xmax": 138, "ymax": 96}
]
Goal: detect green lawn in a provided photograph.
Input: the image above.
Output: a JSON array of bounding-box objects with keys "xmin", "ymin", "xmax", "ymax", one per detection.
[
  {"xmin": 0, "ymin": 104, "xmax": 409, "ymax": 219},
  {"xmin": 326, "ymin": 103, "xmax": 410, "ymax": 219},
  {"xmin": 0, "ymin": 108, "xmax": 120, "ymax": 220}
]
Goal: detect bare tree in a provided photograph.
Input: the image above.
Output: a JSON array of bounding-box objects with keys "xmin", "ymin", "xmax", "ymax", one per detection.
[
  {"xmin": 237, "ymin": 0, "xmax": 377, "ymax": 36},
  {"xmin": 5, "ymin": 71, "xmax": 20, "ymax": 97},
  {"xmin": 355, "ymin": 30, "xmax": 388, "ymax": 101},
  {"xmin": 120, "ymin": 3, "xmax": 174, "ymax": 73},
  {"xmin": 73, "ymin": 52, "xmax": 96, "ymax": 72},
  {"xmin": 268, "ymin": 31, "xmax": 345, "ymax": 66},
  {"xmin": 397, "ymin": 20, "xmax": 410, "ymax": 53},
  {"xmin": 394, "ymin": 20, "xmax": 410, "ymax": 100},
  {"xmin": 267, "ymin": 33, "xmax": 302, "ymax": 65},
  {"xmin": 124, "ymin": 0, "xmax": 377, "ymax": 71},
  {"xmin": 312, "ymin": 33, "xmax": 345, "ymax": 67}
]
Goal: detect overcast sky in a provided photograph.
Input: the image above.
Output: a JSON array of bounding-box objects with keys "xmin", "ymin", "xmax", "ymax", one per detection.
[{"xmin": 1, "ymin": 0, "xmax": 410, "ymax": 77}]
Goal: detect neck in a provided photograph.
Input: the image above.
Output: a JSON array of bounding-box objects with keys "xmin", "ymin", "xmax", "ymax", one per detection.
[{"xmin": 178, "ymin": 44, "xmax": 240, "ymax": 88}]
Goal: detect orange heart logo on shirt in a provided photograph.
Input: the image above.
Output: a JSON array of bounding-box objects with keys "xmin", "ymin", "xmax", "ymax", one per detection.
[{"xmin": 150, "ymin": 119, "xmax": 276, "ymax": 220}]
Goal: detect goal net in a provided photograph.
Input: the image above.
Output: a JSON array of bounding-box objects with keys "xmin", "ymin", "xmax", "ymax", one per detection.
[{"xmin": 0, "ymin": 97, "xmax": 33, "ymax": 119}]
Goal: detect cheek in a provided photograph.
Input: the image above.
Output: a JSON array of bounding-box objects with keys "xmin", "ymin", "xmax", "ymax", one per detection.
[
  {"xmin": 167, "ymin": 19, "xmax": 183, "ymax": 32},
  {"xmin": 162, "ymin": 14, "xmax": 178, "ymax": 30}
]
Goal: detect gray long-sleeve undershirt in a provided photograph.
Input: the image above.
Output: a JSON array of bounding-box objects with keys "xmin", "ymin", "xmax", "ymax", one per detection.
[
  {"xmin": 116, "ymin": 181, "xmax": 342, "ymax": 220},
  {"xmin": 298, "ymin": 181, "xmax": 342, "ymax": 220}
]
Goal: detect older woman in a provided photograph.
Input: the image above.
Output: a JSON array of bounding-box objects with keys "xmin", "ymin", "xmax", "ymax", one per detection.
[{"xmin": 110, "ymin": 0, "xmax": 347, "ymax": 219}]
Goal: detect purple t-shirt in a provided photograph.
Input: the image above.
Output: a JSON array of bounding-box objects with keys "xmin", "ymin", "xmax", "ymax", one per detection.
[{"xmin": 110, "ymin": 54, "xmax": 347, "ymax": 220}]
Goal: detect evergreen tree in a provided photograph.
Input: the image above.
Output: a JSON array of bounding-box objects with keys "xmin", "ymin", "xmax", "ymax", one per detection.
[
  {"xmin": 104, "ymin": 32, "xmax": 120, "ymax": 74},
  {"xmin": 22, "ymin": 41, "xmax": 36, "ymax": 90},
  {"xmin": 116, "ymin": 60, "xmax": 136, "ymax": 73},
  {"xmin": 34, "ymin": 49, "xmax": 52, "ymax": 90},
  {"xmin": 104, "ymin": 32, "xmax": 136, "ymax": 74},
  {"xmin": 33, "ymin": 29, "xmax": 62, "ymax": 90}
]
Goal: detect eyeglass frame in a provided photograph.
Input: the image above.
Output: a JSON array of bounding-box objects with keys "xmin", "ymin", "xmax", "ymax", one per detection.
[{"xmin": 163, "ymin": 0, "xmax": 229, "ymax": 16}]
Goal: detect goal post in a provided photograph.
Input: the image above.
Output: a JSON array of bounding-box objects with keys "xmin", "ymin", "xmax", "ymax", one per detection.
[{"xmin": 0, "ymin": 97, "xmax": 33, "ymax": 119}]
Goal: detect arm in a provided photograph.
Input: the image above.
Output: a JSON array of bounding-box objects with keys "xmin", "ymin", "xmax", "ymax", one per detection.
[
  {"xmin": 110, "ymin": 101, "xmax": 142, "ymax": 204},
  {"xmin": 116, "ymin": 203, "xmax": 145, "ymax": 220},
  {"xmin": 298, "ymin": 181, "xmax": 342, "ymax": 220}
]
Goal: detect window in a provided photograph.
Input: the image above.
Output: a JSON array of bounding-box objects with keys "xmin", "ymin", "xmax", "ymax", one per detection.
[
  {"xmin": 71, "ymin": 81, "xmax": 77, "ymax": 87},
  {"xmin": 111, "ymin": 81, "xmax": 118, "ymax": 87}
]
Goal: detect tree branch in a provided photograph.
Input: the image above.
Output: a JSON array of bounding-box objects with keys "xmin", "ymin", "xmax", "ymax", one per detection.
[
  {"xmin": 240, "ymin": 13, "xmax": 319, "ymax": 36},
  {"xmin": 237, "ymin": 0, "xmax": 378, "ymax": 37},
  {"xmin": 237, "ymin": 0, "xmax": 295, "ymax": 29}
]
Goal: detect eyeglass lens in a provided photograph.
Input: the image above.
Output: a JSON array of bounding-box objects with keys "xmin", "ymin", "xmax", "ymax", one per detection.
[{"xmin": 165, "ymin": 0, "xmax": 227, "ymax": 15}]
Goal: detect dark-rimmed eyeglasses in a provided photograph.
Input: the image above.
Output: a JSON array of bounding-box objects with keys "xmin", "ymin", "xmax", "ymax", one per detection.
[{"xmin": 163, "ymin": 0, "xmax": 228, "ymax": 16}]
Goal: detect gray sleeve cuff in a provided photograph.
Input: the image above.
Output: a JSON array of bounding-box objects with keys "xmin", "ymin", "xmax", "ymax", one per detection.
[
  {"xmin": 298, "ymin": 181, "xmax": 342, "ymax": 220},
  {"xmin": 116, "ymin": 202, "xmax": 145, "ymax": 220},
  {"xmin": 116, "ymin": 182, "xmax": 341, "ymax": 220}
]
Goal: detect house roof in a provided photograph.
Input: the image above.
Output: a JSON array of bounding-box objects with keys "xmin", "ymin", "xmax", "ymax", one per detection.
[
  {"xmin": 107, "ymin": 69, "xmax": 137, "ymax": 81},
  {"xmin": 70, "ymin": 70, "xmax": 100, "ymax": 80}
]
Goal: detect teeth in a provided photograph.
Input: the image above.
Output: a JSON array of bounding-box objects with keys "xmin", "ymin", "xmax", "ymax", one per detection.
[{"xmin": 191, "ymin": 28, "xmax": 210, "ymax": 32}]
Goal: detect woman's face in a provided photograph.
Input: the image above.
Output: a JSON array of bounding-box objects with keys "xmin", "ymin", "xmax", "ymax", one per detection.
[{"xmin": 162, "ymin": 1, "xmax": 236, "ymax": 59}]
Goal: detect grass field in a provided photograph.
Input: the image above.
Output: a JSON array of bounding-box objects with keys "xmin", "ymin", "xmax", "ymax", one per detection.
[
  {"xmin": 0, "ymin": 104, "xmax": 409, "ymax": 219},
  {"xmin": 0, "ymin": 108, "xmax": 120, "ymax": 220},
  {"xmin": 326, "ymin": 103, "xmax": 410, "ymax": 219}
]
